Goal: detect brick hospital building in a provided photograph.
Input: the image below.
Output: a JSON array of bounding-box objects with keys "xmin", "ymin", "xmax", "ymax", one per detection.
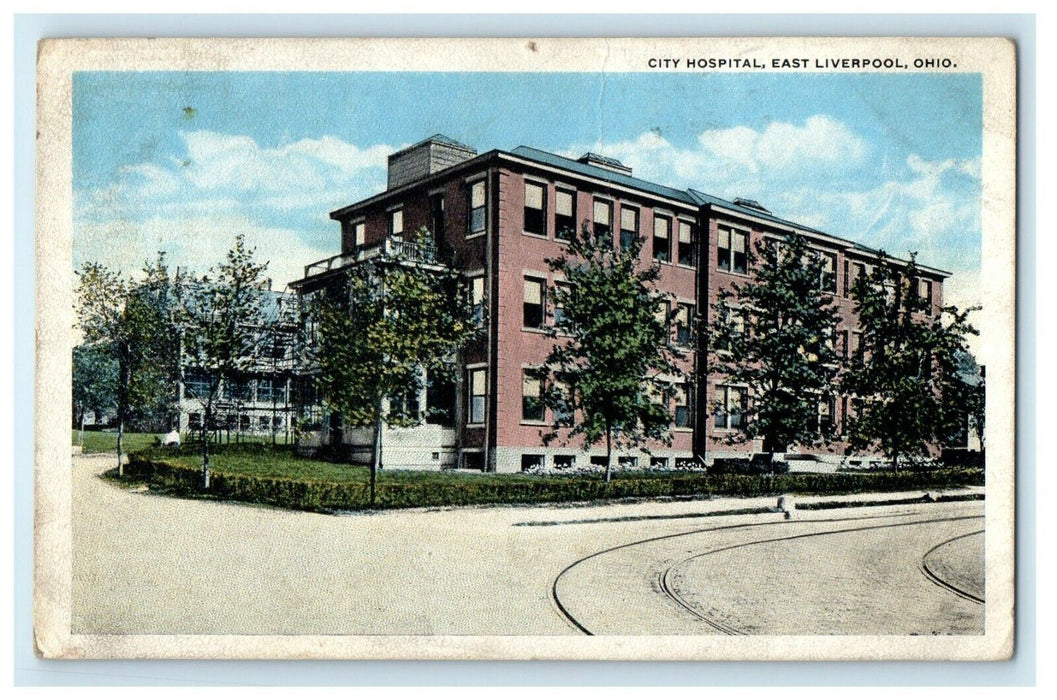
[{"xmin": 291, "ymin": 135, "xmax": 948, "ymax": 472}]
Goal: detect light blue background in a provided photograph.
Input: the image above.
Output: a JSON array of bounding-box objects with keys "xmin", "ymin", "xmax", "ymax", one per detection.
[{"xmin": 13, "ymin": 13, "xmax": 1036, "ymax": 687}]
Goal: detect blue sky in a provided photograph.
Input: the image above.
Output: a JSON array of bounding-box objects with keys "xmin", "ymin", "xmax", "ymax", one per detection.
[{"xmin": 73, "ymin": 70, "xmax": 982, "ymax": 311}]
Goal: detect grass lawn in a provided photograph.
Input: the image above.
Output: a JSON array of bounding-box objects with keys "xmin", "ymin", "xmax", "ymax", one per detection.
[
  {"xmin": 153, "ymin": 445, "xmax": 542, "ymax": 485},
  {"xmin": 73, "ymin": 430, "xmax": 160, "ymax": 454}
]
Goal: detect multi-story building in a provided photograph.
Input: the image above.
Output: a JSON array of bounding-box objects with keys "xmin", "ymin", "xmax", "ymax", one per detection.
[
  {"xmin": 292, "ymin": 135, "xmax": 948, "ymax": 472},
  {"xmin": 177, "ymin": 289, "xmax": 301, "ymax": 442}
]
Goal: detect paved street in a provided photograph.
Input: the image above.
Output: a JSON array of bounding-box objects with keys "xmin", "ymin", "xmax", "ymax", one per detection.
[{"xmin": 72, "ymin": 454, "xmax": 984, "ymax": 636}]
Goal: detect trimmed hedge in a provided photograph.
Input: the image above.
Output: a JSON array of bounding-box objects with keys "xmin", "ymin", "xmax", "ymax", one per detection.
[{"xmin": 120, "ymin": 454, "xmax": 984, "ymax": 513}]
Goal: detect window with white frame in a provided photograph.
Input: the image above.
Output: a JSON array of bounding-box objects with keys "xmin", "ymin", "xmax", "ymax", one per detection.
[
  {"xmin": 620, "ymin": 206, "xmax": 639, "ymax": 251},
  {"xmin": 523, "ymin": 277, "xmax": 546, "ymax": 329},
  {"xmin": 920, "ymin": 278, "xmax": 934, "ymax": 315},
  {"xmin": 675, "ymin": 303, "xmax": 695, "ymax": 346},
  {"xmin": 714, "ymin": 385, "xmax": 747, "ymax": 430},
  {"xmin": 468, "ymin": 368, "xmax": 486, "ymax": 424},
  {"xmin": 468, "ymin": 180, "xmax": 487, "ymax": 235},
  {"xmin": 553, "ymin": 377, "xmax": 573, "ymax": 426},
  {"xmin": 552, "ymin": 281, "xmax": 571, "ymax": 328},
  {"xmin": 717, "ymin": 227, "xmax": 748, "ymax": 274},
  {"xmin": 593, "ymin": 199, "xmax": 612, "ymax": 237},
  {"xmin": 389, "ymin": 208, "xmax": 404, "ymax": 238},
  {"xmin": 555, "ymin": 188, "xmax": 576, "ymax": 241},
  {"xmin": 673, "ymin": 383, "xmax": 692, "ymax": 428},
  {"xmin": 353, "ymin": 220, "xmax": 366, "ymax": 247},
  {"xmin": 677, "ymin": 220, "xmax": 696, "ymax": 267},
  {"xmin": 524, "ymin": 181, "xmax": 547, "ymax": 235},
  {"xmin": 653, "ymin": 214, "xmax": 672, "ymax": 263},
  {"xmin": 469, "ymin": 275, "xmax": 485, "ymax": 327},
  {"xmin": 522, "ymin": 370, "xmax": 544, "ymax": 422},
  {"xmin": 819, "ymin": 252, "xmax": 837, "ymax": 293}
]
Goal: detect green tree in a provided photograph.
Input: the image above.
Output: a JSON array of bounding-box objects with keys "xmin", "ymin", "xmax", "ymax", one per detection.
[
  {"xmin": 310, "ymin": 231, "xmax": 477, "ymax": 505},
  {"xmin": 175, "ymin": 234, "xmax": 269, "ymax": 488},
  {"xmin": 72, "ymin": 342, "xmax": 118, "ymax": 441},
  {"xmin": 75, "ymin": 254, "xmax": 178, "ymax": 473},
  {"xmin": 707, "ymin": 231, "xmax": 842, "ymax": 457},
  {"xmin": 841, "ymin": 254, "xmax": 979, "ymax": 470},
  {"xmin": 534, "ymin": 223, "xmax": 685, "ymax": 483}
]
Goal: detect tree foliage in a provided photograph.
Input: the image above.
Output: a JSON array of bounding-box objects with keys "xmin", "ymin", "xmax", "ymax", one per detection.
[
  {"xmin": 707, "ymin": 231, "xmax": 842, "ymax": 455},
  {"xmin": 75, "ymin": 253, "xmax": 179, "ymax": 470},
  {"xmin": 841, "ymin": 254, "xmax": 979, "ymax": 469},
  {"xmin": 534, "ymin": 223, "xmax": 686, "ymax": 482},
  {"xmin": 310, "ymin": 229, "xmax": 478, "ymax": 501},
  {"xmin": 174, "ymin": 234, "xmax": 269, "ymax": 486},
  {"xmin": 72, "ymin": 342, "xmax": 118, "ymax": 429}
]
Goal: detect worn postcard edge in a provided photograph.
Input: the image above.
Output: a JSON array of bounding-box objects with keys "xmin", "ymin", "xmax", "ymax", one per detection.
[{"xmin": 33, "ymin": 36, "xmax": 1017, "ymax": 661}]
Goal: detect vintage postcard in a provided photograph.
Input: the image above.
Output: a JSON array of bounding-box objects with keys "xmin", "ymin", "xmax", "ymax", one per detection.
[{"xmin": 35, "ymin": 37, "xmax": 1015, "ymax": 660}]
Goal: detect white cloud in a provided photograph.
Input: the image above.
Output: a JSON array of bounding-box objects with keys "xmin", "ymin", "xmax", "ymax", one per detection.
[
  {"xmin": 74, "ymin": 214, "xmax": 330, "ymax": 291},
  {"xmin": 75, "ymin": 130, "xmax": 394, "ymax": 285}
]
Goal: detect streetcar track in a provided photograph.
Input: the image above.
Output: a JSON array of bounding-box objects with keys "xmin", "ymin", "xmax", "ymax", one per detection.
[
  {"xmin": 552, "ymin": 509, "xmax": 983, "ymax": 635},
  {"xmin": 919, "ymin": 530, "xmax": 985, "ymax": 604}
]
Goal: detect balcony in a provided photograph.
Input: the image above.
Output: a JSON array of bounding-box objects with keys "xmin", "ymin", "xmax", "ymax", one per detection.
[{"xmin": 302, "ymin": 237, "xmax": 441, "ymax": 279}]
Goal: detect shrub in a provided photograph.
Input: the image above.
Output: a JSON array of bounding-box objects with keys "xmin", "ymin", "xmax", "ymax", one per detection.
[{"xmin": 119, "ymin": 454, "xmax": 984, "ymax": 513}]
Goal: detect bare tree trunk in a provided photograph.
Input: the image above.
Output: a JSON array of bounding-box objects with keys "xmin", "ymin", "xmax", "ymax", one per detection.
[{"xmin": 79, "ymin": 412, "xmax": 85, "ymax": 448}]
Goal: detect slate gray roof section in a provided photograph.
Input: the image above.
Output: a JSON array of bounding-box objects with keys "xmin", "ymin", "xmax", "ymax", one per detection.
[{"xmin": 508, "ymin": 146, "xmax": 698, "ymax": 207}]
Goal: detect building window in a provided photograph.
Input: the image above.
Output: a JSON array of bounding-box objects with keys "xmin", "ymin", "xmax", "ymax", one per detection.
[
  {"xmin": 591, "ymin": 455, "xmax": 609, "ymax": 468},
  {"xmin": 618, "ymin": 456, "xmax": 639, "ymax": 469},
  {"xmin": 552, "ymin": 281, "xmax": 571, "ymax": 328},
  {"xmin": 258, "ymin": 416, "xmax": 269, "ymax": 431},
  {"xmin": 239, "ymin": 415, "xmax": 251, "ymax": 431},
  {"xmin": 468, "ymin": 368, "xmax": 486, "ymax": 424},
  {"xmin": 655, "ymin": 299, "xmax": 671, "ymax": 333},
  {"xmin": 389, "ymin": 208, "xmax": 404, "ymax": 238},
  {"xmin": 849, "ymin": 261, "xmax": 866, "ymax": 293},
  {"xmin": 523, "ymin": 277, "xmax": 546, "ymax": 329},
  {"xmin": 189, "ymin": 412, "xmax": 202, "ymax": 430},
  {"xmin": 819, "ymin": 252, "xmax": 837, "ymax": 293},
  {"xmin": 553, "ymin": 378, "xmax": 573, "ymax": 426},
  {"xmin": 818, "ymin": 395, "xmax": 836, "ymax": 434},
  {"xmin": 184, "ymin": 371, "xmax": 209, "ymax": 399},
  {"xmin": 675, "ymin": 303, "xmax": 695, "ymax": 346},
  {"xmin": 674, "ymin": 384, "xmax": 692, "ymax": 428},
  {"xmin": 555, "ymin": 189, "xmax": 576, "ymax": 241},
  {"xmin": 469, "ymin": 180, "xmax": 486, "ymax": 235},
  {"xmin": 273, "ymin": 415, "xmax": 284, "ymax": 431},
  {"xmin": 521, "ymin": 454, "xmax": 544, "ymax": 472},
  {"xmin": 715, "ymin": 385, "xmax": 746, "ymax": 430},
  {"xmin": 463, "ymin": 451, "xmax": 485, "ymax": 470},
  {"xmin": 353, "ymin": 220, "xmax": 366, "ymax": 247},
  {"xmin": 678, "ymin": 220, "xmax": 696, "ymax": 267},
  {"xmin": 920, "ymin": 278, "xmax": 934, "ymax": 315},
  {"xmin": 522, "ymin": 370, "xmax": 544, "ymax": 422},
  {"xmin": 840, "ymin": 329, "xmax": 850, "ymax": 360},
  {"xmin": 469, "ymin": 275, "xmax": 485, "ymax": 326},
  {"xmin": 718, "ymin": 227, "xmax": 748, "ymax": 274},
  {"xmin": 593, "ymin": 199, "xmax": 612, "ymax": 237},
  {"xmin": 850, "ymin": 331, "xmax": 864, "ymax": 362},
  {"xmin": 620, "ymin": 206, "xmax": 639, "ymax": 250},
  {"xmin": 524, "ymin": 181, "xmax": 547, "ymax": 235},
  {"xmin": 257, "ymin": 378, "xmax": 275, "ymax": 403},
  {"xmin": 554, "ymin": 455, "xmax": 575, "ymax": 470},
  {"xmin": 653, "ymin": 214, "xmax": 671, "ymax": 263},
  {"xmin": 429, "ymin": 194, "xmax": 445, "ymax": 238},
  {"xmin": 650, "ymin": 457, "xmax": 670, "ymax": 470}
]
